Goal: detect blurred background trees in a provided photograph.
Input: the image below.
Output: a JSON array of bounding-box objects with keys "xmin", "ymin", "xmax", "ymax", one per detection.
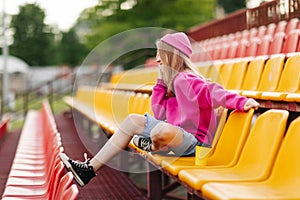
[{"xmin": 7, "ymin": 0, "xmax": 246, "ymax": 68}]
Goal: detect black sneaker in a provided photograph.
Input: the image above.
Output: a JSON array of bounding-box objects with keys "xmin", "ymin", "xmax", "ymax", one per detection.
[
  {"xmin": 132, "ymin": 135, "xmax": 152, "ymax": 152},
  {"xmin": 59, "ymin": 153, "xmax": 96, "ymax": 187}
]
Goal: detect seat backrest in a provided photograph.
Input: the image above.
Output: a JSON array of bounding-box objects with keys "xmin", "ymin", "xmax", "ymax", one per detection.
[
  {"xmin": 54, "ymin": 172, "xmax": 74, "ymax": 200},
  {"xmin": 235, "ymin": 109, "xmax": 289, "ymax": 179},
  {"xmin": 241, "ymin": 56, "xmax": 267, "ymax": 91},
  {"xmin": 49, "ymin": 162, "xmax": 65, "ymax": 200},
  {"xmin": 219, "ymin": 62, "xmax": 234, "ymax": 87},
  {"xmin": 285, "ymin": 18, "xmax": 299, "ymax": 34},
  {"xmin": 269, "ymin": 116, "xmax": 300, "ymax": 184},
  {"xmin": 245, "ymin": 37, "xmax": 260, "ymax": 57},
  {"xmin": 282, "ymin": 29, "xmax": 300, "ymax": 54},
  {"xmin": 219, "ymin": 42, "xmax": 230, "ymax": 60},
  {"xmin": 257, "ymin": 25, "xmax": 267, "ymax": 39},
  {"xmin": 266, "ymin": 23, "xmax": 276, "ymax": 36},
  {"xmin": 206, "ymin": 63, "xmax": 223, "ymax": 84},
  {"xmin": 226, "ymin": 60, "xmax": 249, "ymax": 90},
  {"xmin": 227, "ymin": 41, "xmax": 239, "ymax": 59},
  {"xmin": 129, "ymin": 93, "xmax": 149, "ymax": 115},
  {"xmin": 62, "ymin": 184, "xmax": 79, "ymax": 200},
  {"xmin": 256, "ymin": 35, "xmax": 272, "ymax": 56},
  {"xmin": 212, "ymin": 44, "xmax": 222, "ymax": 60},
  {"xmin": 256, "ymin": 54, "xmax": 285, "ymax": 92},
  {"xmin": 276, "ymin": 54, "xmax": 300, "ymax": 92},
  {"xmin": 196, "ymin": 64, "xmax": 211, "ymax": 77},
  {"xmin": 207, "ymin": 109, "xmax": 254, "ymax": 166},
  {"xmin": 268, "ymin": 32, "xmax": 286, "ymax": 55},
  {"xmin": 211, "ymin": 108, "xmax": 228, "ymax": 148},
  {"xmin": 111, "ymin": 91, "xmax": 134, "ymax": 122},
  {"xmin": 249, "ymin": 27, "xmax": 258, "ymax": 39},
  {"xmin": 236, "ymin": 39, "xmax": 249, "ymax": 58},
  {"xmin": 95, "ymin": 90, "xmax": 113, "ymax": 113},
  {"xmin": 275, "ymin": 20, "xmax": 288, "ymax": 33},
  {"xmin": 76, "ymin": 86, "xmax": 96, "ymax": 105}
]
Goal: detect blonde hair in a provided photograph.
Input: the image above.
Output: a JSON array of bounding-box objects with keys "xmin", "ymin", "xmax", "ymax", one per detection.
[{"xmin": 156, "ymin": 40, "xmax": 205, "ymax": 95}]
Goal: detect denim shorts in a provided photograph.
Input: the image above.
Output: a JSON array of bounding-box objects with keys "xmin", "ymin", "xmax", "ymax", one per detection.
[{"xmin": 141, "ymin": 113, "xmax": 199, "ymax": 156}]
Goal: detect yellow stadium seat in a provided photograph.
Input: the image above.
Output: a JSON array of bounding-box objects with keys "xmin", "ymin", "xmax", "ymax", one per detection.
[
  {"xmin": 260, "ymin": 54, "xmax": 300, "ymax": 101},
  {"xmin": 202, "ymin": 115, "xmax": 300, "ymax": 200},
  {"xmin": 230, "ymin": 56, "xmax": 267, "ymax": 94},
  {"xmin": 178, "ymin": 109, "xmax": 288, "ymax": 191},
  {"xmin": 218, "ymin": 62, "xmax": 234, "ymax": 87},
  {"xmin": 110, "ymin": 67, "xmax": 158, "ymax": 85},
  {"xmin": 242, "ymin": 54, "xmax": 285, "ymax": 98},
  {"xmin": 206, "ymin": 62, "xmax": 223, "ymax": 85},
  {"xmin": 147, "ymin": 108, "xmax": 228, "ymax": 167},
  {"xmin": 196, "ymin": 62, "xmax": 212, "ymax": 77},
  {"xmin": 75, "ymin": 86, "xmax": 96, "ymax": 105},
  {"xmin": 226, "ymin": 60, "xmax": 249, "ymax": 90},
  {"xmin": 111, "ymin": 91, "xmax": 134, "ymax": 125},
  {"xmin": 284, "ymin": 91, "xmax": 300, "ymax": 102},
  {"xmin": 128, "ymin": 93, "xmax": 149, "ymax": 115},
  {"xmin": 160, "ymin": 109, "xmax": 254, "ymax": 176}
]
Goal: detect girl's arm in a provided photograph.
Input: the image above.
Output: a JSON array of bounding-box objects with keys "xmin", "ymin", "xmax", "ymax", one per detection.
[
  {"xmin": 207, "ymin": 82, "xmax": 248, "ymax": 111},
  {"xmin": 174, "ymin": 73, "xmax": 251, "ymax": 111},
  {"xmin": 151, "ymin": 79, "xmax": 168, "ymax": 120}
]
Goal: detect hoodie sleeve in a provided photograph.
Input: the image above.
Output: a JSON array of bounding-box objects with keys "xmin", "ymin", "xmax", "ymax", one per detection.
[
  {"xmin": 207, "ymin": 81, "xmax": 248, "ymax": 111},
  {"xmin": 174, "ymin": 73, "xmax": 248, "ymax": 111},
  {"xmin": 151, "ymin": 79, "xmax": 168, "ymax": 120}
]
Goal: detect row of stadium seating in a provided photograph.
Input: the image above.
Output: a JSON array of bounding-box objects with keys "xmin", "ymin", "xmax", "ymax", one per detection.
[
  {"xmin": 0, "ymin": 116, "xmax": 9, "ymax": 140},
  {"xmin": 64, "ymin": 82, "xmax": 300, "ymax": 199},
  {"xmin": 197, "ymin": 53, "xmax": 300, "ymax": 104},
  {"xmin": 191, "ymin": 18, "xmax": 300, "ymax": 61},
  {"xmin": 1, "ymin": 100, "xmax": 79, "ymax": 200}
]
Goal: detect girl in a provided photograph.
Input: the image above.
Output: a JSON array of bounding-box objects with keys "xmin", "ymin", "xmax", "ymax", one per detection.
[{"xmin": 60, "ymin": 32, "xmax": 259, "ymax": 187}]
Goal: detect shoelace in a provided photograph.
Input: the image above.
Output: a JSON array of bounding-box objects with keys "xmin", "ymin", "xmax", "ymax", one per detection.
[
  {"xmin": 70, "ymin": 153, "xmax": 90, "ymax": 169},
  {"xmin": 139, "ymin": 137, "xmax": 152, "ymax": 151}
]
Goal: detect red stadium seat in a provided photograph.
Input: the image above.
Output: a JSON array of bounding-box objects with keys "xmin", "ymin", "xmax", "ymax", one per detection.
[
  {"xmin": 256, "ymin": 35, "xmax": 272, "ymax": 56},
  {"xmin": 268, "ymin": 32, "xmax": 286, "ymax": 55},
  {"xmin": 285, "ymin": 18, "xmax": 299, "ymax": 34},
  {"xmin": 282, "ymin": 29, "xmax": 300, "ymax": 54},
  {"xmin": 266, "ymin": 23, "xmax": 276, "ymax": 35},
  {"xmin": 246, "ymin": 37, "xmax": 261, "ymax": 57},
  {"xmin": 257, "ymin": 25, "xmax": 267, "ymax": 39},
  {"xmin": 275, "ymin": 20, "xmax": 288, "ymax": 33}
]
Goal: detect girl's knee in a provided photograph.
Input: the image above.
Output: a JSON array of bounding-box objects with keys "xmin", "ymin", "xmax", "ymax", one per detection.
[
  {"xmin": 126, "ymin": 113, "xmax": 146, "ymax": 127},
  {"xmin": 150, "ymin": 123, "xmax": 172, "ymax": 142},
  {"xmin": 150, "ymin": 123, "xmax": 183, "ymax": 148},
  {"xmin": 119, "ymin": 114, "xmax": 146, "ymax": 136}
]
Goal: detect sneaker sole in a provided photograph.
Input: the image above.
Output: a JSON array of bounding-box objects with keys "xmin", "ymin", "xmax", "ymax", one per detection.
[{"xmin": 59, "ymin": 153, "xmax": 85, "ymax": 187}]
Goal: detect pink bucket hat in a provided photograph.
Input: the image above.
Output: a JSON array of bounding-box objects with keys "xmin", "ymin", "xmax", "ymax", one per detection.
[{"xmin": 160, "ymin": 32, "xmax": 192, "ymax": 58}]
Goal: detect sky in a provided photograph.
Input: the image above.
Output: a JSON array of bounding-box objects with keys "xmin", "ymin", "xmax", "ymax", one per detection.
[{"xmin": 0, "ymin": 0, "xmax": 98, "ymax": 31}]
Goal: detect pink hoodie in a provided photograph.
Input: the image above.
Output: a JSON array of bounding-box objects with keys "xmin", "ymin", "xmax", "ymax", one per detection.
[{"xmin": 151, "ymin": 72, "xmax": 248, "ymax": 144}]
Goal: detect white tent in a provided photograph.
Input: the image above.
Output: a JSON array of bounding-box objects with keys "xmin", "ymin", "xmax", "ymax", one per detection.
[{"xmin": 0, "ymin": 55, "xmax": 29, "ymax": 74}]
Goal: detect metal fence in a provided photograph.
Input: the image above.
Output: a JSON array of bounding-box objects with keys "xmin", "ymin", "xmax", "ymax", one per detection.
[{"xmin": 188, "ymin": 0, "xmax": 300, "ymax": 41}]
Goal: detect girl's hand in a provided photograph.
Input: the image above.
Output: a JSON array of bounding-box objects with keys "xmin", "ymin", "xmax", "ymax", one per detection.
[
  {"xmin": 244, "ymin": 98, "xmax": 260, "ymax": 111},
  {"xmin": 158, "ymin": 64, "xmax": 163, "ymax": 79}
]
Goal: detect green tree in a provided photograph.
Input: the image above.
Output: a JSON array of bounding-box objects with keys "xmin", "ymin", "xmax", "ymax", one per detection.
[
  {"xmin": 73, "ymin": 0, "xmax": 217, "ymax": 69},
  {"xmin": 57, "ymin": 29, "xmax": 88, "ymax": 67},
  {"xmin": 218, "ymin": 0, "xmax": 246, "ymax": 13},
  {"xmin": 76, "ymin": 0, "xmax": 216, "ymax": 49},
  {"xmin": 10, "ymin": 3, "xmax": 56, "ymax": 66}
]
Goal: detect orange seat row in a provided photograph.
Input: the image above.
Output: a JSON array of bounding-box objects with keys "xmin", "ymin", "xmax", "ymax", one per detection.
[{"xmin": 1, "ymin": 100, "xmax": 79, "ymax": 200}]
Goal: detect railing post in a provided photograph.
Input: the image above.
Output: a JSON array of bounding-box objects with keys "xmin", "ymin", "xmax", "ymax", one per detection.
[
  {"xmin": 23, "ymin": 90, "xmax": 29, "ymax": 117},
  {"xmin": 48, "ymin": 81, "xmax": 53, "ymax": 111}
]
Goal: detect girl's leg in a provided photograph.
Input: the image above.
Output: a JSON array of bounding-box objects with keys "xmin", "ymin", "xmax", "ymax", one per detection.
[
  {"xmin": 150, "ymin": 122, "xmax": 184, "ymax": 152},
  {"xmin": 90, "ymin": 113, "xmax": 146, "ymax": 171}
]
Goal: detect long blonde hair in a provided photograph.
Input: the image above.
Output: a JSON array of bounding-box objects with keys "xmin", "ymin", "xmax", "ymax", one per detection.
[{"xmin": 156, "ymin": 40, "xmax": 205, "ymax": 95}]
